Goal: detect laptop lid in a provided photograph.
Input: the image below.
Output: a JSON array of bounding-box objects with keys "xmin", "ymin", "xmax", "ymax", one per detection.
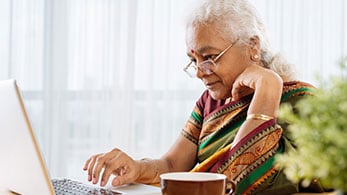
[{"xmin": 0, "ymin": 79, "xmax": 55, "ymax": 195}]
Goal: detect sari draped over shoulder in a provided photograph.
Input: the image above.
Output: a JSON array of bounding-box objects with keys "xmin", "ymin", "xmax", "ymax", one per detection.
[{"xmin": 181, "ymin": 81, "xmax": 314, "ymax": 195}]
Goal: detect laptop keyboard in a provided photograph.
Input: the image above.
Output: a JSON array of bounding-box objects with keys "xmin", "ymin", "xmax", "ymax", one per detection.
[{"xmin": 52, "ymin": 178, "xmax": 121, "ymax": 195}]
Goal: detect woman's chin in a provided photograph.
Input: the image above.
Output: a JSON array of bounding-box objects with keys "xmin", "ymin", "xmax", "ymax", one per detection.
[{"xmin": 208, "ymin": 90, "xmax": 229, "ymax": 100}]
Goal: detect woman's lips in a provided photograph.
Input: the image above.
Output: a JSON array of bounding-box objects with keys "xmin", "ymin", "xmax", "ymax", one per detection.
[{"xmin": 205, "ymin": 81, "xmax": 220, "ymax": 89}]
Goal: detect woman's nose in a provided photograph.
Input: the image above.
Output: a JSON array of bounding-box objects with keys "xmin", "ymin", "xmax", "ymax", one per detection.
[{"xmin": 196, "ymin": 66, "xmax": 208, "ymax": 78}]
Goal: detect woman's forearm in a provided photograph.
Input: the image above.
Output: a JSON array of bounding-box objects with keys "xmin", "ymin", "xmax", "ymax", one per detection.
[{"xmin": 233, "ymin": 74, "xmax": 283, "ymax": 146}]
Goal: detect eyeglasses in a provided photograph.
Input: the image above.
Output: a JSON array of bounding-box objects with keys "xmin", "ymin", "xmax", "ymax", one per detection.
[{"xmin": 183, "ymin": 39, "xmax": 239, "ymax": 78}]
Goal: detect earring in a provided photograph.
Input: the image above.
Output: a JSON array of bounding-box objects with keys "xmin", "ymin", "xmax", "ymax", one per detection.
[{"xmin": 251, "ymin": 54, "xmax": 259, "ymax": 61}]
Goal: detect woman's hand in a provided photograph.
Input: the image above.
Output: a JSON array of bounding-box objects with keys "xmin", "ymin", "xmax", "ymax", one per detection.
[
  {"xmin": 83, "ymin": 148, "xmax": 141, "ymax": 187},
  {"xmin": 231, "ymin": 64, "xmax": 283, "ymax": 104},
  {"xmin": 83, "ymin": 135, "xmax": 198, "ymax": 187}
]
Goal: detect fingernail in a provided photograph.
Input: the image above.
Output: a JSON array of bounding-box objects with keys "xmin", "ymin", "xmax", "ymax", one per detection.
[
  {"xmin": 113, "ymin": 179, "xmax": 119, "ymax": 186},
  {"xmin": 101, "ymin": 181, "xmax": 105, "ymax": 186},
  {"xmin": 93, "ymin": 178, "xmax": 97, "ymax": 184},
  {"xmin": 88, "ymin": 175, "xmax": 91, "ymax": 181}
]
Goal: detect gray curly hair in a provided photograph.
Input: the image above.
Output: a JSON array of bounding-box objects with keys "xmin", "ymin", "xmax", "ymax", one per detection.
[{"xmin": 185, "ymin": 0, "xmax": 295, "ymax": 79}]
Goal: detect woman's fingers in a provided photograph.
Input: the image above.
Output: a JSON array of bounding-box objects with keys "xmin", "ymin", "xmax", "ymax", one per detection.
[
  {"xmin": 231, "ymin": 72, "xmax": 254, "ymax": 101},
  {"xmin": 86, "ymin": 154, "xmax": 101, "ymax": 181},
  {"xmin": 83, "ymin": 158, "xmax": 91, "ymax": 171},
  {"xmin": 100, "ymin": 158, "xmax": 126, "ymax": 186},
  {"xmin": 91, "ymin": 149, "xmax": 122, "ymax": 184},
  {"xmin": 83, "ymin": 148, "xmax": 138, "ymax": 186},
  {"xmin": 231, "ymin": 84, "xmax": 253, "ymax": 101},
  {"xmin": 111, "ymin": 168, "xmax": 134, "ymax": 187},
  {"xmin": 231, "ymin": 65, "xmax": 280, "ymax": 101},
  {"xmin": 92, "ymin": 154, "xmax": 110, "ymax": 184}
]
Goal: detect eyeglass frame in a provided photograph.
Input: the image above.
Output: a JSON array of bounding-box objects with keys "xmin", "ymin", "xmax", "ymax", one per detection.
[{"xmin": 183, "ymin": 38, "xmax": 239, "ymax": 78}]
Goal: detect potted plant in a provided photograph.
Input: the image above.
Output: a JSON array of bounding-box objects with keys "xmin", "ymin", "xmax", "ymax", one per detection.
[{"xmin": 276, "ymin": 58, "xmax": 347, "ymax": 193}]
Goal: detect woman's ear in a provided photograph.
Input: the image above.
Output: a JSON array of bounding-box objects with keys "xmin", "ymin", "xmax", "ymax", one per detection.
[{"xmin": 248, "ymin": 36, "xmax": 261, "ymax": 62}]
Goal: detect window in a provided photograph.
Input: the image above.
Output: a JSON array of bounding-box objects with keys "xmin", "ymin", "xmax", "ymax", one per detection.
[{"xmin": 1, "ymin": 0, "xmax": 346, "ymax": 181}]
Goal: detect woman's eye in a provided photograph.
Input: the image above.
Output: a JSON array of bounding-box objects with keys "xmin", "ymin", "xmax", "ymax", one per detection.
[{"xmin": 203, "ymin": 55, "xmax": 216, "ymax": 60}]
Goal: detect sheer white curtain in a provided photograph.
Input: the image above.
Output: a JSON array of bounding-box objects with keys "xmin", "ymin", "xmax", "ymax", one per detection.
[
  {"xmin": 0, "ymin": 0, "xmax": 202, "ymax": 180},
  {"xmin": 252, "ymin": 0, "xmax": 347, "ymax": 82},
  {"xmin": 0, "ymin": 0, "xmax": 346, "ymax": 181}
]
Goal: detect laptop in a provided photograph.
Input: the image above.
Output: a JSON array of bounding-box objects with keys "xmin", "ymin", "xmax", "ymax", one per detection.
[{"xmin": 0, "ymin": 79, "xmax": 161, "ymax": 195}]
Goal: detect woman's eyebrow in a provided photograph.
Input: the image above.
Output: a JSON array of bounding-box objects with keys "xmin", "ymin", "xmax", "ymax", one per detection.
[
  {"xmin": 197, "ymin": 46, "xmax": 220, "ymax": 54},
  {"xmin": 186, "ymin": 45, "xmax": 220, "ymax": 57}
]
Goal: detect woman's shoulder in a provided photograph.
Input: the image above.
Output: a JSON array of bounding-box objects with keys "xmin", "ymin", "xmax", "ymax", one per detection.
[
  {"xmin": 282, "ymin": 80, "xmax": 315, "ymax": 102},
  {"xmin": 283, "ymin": 80, "xmax": 315, "ymax": 90}
]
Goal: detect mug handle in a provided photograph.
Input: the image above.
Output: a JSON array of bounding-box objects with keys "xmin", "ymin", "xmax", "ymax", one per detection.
[{"xmin": 225, "ymin": 180, "xmax": 236, "ymax": 195}]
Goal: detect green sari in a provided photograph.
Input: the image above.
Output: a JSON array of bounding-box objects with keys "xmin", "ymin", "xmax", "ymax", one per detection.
[{"xmin": 181, "ymin": 81, "xmax": 315, "ymax": 195}]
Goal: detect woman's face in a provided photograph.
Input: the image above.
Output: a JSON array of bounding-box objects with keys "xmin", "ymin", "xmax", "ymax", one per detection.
[{"xmin": 186, "ymin": 24, "xmax": 254, "ymax": 100}]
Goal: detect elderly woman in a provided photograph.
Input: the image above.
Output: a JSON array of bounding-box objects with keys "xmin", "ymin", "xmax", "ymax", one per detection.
[{"xmin": 84, "ymin": 0, "xmax": 322, "ymax": 194}]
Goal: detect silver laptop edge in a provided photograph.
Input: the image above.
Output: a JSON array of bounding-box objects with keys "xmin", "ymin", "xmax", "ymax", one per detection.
[{"xmin": 0, "ymin": 79, "xmax": 55, "ymax": 194}]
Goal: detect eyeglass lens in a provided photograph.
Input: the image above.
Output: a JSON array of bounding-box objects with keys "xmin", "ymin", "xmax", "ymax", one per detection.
[{"xmin": 185, "ymin": 60, "xmax": 215, "ymax": 77}]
